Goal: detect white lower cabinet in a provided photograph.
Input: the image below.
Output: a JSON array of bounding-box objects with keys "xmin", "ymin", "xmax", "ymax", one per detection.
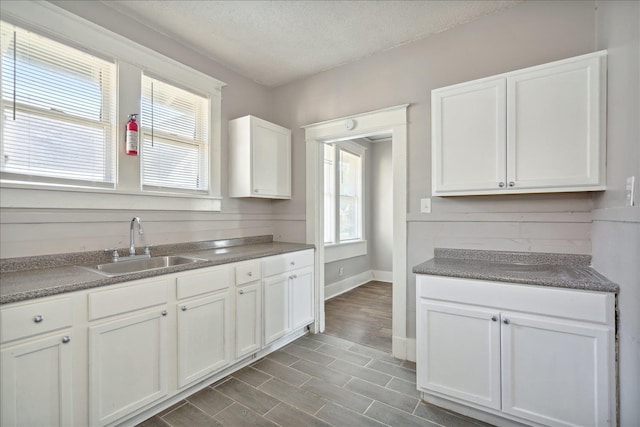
[
  {"xmin": 235, "ymin": 281, "xmax": 262, "ymax": 358},
  {"xmin": 263, "ymin": 273, "xmax": 291, "ymax": 345},
  {"xmin": 500, "ymin": 312, "xmax": 612, "ymax": 426},
  {"xmin": 0, "ymin": 248, "xmax": 315, "ymax": 426},
  {"xmin": 417, "ymin": 301, "xmax": 501, "ymax": 410},
  {"xmin": 290, "ymin": 266, "xmax": 314, "ymax": 330},
  {"xmin": 177, "ymin": 290, "xmax": 232, "ymax": 388},
  {"xmin": 1, "ymin": 332, "xmax": 73, "ymax": 427},
  {"xmin": 89, "ymin": 308, "xmax": 169, "ymax": 426},
  {"xmin": 416, "ymin": 275, "xmax": 616, "ymax": 427},
  {"xmin": 263, "ymin": 249, "xmax": 315, "ymax": 346},
  {"xmin": 0, "ymin": 296, "xmax": 74, "ymax": 427}
]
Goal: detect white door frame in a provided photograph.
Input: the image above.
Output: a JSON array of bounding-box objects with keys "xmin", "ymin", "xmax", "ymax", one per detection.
[{"xmin": 303, "ymin": 104, "xmax": 409, "ymax": 359}]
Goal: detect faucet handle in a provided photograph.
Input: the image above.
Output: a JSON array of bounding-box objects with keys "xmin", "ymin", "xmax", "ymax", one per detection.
[
  {"xmin": 144, "ymin": 245, "xmax": 153, "ymax": 256},
  {"xmin": 104, "ymin": 248, "xmax": 120, "ymax": 262}
]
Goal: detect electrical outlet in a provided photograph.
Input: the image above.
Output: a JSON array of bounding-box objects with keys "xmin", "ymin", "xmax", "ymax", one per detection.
[
  {"xmin": 420, "ymin": 198, "xmax": 431, "ymax": 213},
  {"xmin": 626, "ymin": 176, "xmax": 636, "ymax": 206},
  {"xmin": 338, "ymin": 267, "xmax": 344, "ymax": 276}
]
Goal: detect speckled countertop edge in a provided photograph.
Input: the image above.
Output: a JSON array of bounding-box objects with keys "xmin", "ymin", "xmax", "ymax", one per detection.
[
  {"xmin": 413, "ymin": 248, "xmax": 618, "ymax": 293},
  {"xmin": 0, "ymin": 236, "xmax": 315, "ymax": 304}
]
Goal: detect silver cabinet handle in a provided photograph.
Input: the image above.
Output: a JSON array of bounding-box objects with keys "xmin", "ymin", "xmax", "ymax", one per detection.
[
  {"xmin": 491, "ymin": 316, "xmax": 497, "ymax": 322},
  {"xmin": 161, "ymin": 310, "xmax": 168, "ymax": 316},
  {"xmin": 239, "ymin": 289, "xmax": 245, "ymax": 295},
  {"xmin": 247, "ymin": 272, "xmax": 253, "ymax": 277},
  {"xmin": 290, "ymin": 261, "xmax": 295, "ymax": 266},
  {"xmin": 62, "ymin": 336, "xmax": 71, "ymax": 344},
  {"xmin": 181, "ymin": 306, "xmax": 187, "ymax": 311},
  {"xmin": 499, "ymin": 182, "xmax": 505, "ymax": 188},
  {"xmin": 254, "ymin": 189, "xmax": 259, "ymax": 193},
  {"xmin": 34, "ymin": 315, "xmax": 44, "ymax": 323},
  {"xmin": 503, "ymin": 318, "xmax": 510, "ymax": 325},
  {"xmin": 292, "ymin": 274, "xmax": 297, "ymax": 279},
  {"xmin": 508, "ymin": 181, "xmax": 515, "ymax": 187}
]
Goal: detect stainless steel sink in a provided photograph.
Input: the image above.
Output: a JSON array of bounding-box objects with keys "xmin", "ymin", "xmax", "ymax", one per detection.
[{"xmin": 84, "ymin": 256, "xmax": 208, "ymax": 277}]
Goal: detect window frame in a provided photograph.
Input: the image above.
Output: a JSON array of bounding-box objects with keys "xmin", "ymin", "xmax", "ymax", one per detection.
[
  {"xmin": 0, "ymin": 2, "xmax": 225, "ymax": 212},
  {"xmin": 324, "ymin": 139, "xmax": 367, "ymax": 262}
]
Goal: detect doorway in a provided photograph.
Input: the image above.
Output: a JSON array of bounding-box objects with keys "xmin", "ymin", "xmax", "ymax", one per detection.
[{"xmin": 303, "ymin": 104, "xmax": 409, "ymax": 360}]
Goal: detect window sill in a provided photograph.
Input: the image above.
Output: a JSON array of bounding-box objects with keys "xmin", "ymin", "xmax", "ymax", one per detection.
[
  {"xmin": 325, "ymin": 240, "xmax": 367, "ymax": 263},
  {"xmin": 0, "ymin": 182, "xmax": 221, "ymax": 211}
]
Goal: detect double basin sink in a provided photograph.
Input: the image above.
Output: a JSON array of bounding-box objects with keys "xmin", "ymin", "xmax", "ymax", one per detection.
[{"xmin": 84, "ymin": 255, "xmax": 208, "ymax": 277}]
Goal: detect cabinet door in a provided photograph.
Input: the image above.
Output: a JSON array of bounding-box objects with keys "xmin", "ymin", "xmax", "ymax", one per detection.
[
  {"xmin": 236, "ymin": 282, "xmax": 262, "ymax": 359},
  {"xmin": 177, "ymin": 291, "xmax": 232, "ymax": 388},
  {"xmin": 252, "ymin": 120, "xmax": 291, "ymax": 198},
  {"xmin": 432, "ymin": 77, "xmax": 506, "ymax": 195},
  {"xmin": 501, "ymin": 312, "xmax": 613, "ymax": 427},
  {"xmin": 89, "ymin": 309, "xmax": 168, "ymax": 426},
  {"xmin": 1, "ymin": 333, "xmax": 72, "ymax": 427},
  {"xmin": 417, "ymin": 300, "xmax": 501, "ymax": 410},
  {"xmin": 290, "ymin": 266, "xmax": 314, "ymax": 330},
  {"xmin": 263, "ymin": 273, "xmax": 290, "ymax": 345},
  {"xmin": 506, "ymin": 56, "xmax": 603, "ymax": 190}
]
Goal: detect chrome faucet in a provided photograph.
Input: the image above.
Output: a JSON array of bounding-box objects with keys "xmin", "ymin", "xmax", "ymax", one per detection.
[{"xmin": 129, "ymin": 217, "xmax": 143, "ymax": 256}]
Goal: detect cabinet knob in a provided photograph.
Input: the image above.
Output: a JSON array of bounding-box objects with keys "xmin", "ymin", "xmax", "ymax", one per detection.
[
  {"xmin": 254, "ymin": 189, "xmax": 259, "ymax": 193},
  {"xmin": 292, "ymin": 274, "xmax": 297, "ymax": 279},
  {"xmin": 508, "ymin": 181, "xmax": 515, "ymax": 187},
  {"xmin": 247, "ymin": 272, "xmax": 253, "ymax": 277},
  {"xmin": 62, "ymin": 336, "xmax": 71, "ymax": 344},
  {"xmin": 491, "ymin": 316, "xmax": 498, "ymax": 322},
  {"xmin": 33, "ymin": 315, "xmax": 44, "ymax": 323},
  {"xmin": 499, "ymin": 182, "xmax": 505, "ymax": 188},
  {"xmin": 181, "ymin": 306, "xmax": 187, "ymax": 311},
  {"xmin": 290, "ymin": 261, "xmax": 295, "ymax": 266},
  {"xmin": 161, "ymin": 310, "xmax": 168, "ymax": 316},
  {"xmin": 503, "ymin": 318, "xmax": 510, "ymax": 325},
  {"xmin": 239, "ymin": 289, "xmax": 245, "ymax": 295}
]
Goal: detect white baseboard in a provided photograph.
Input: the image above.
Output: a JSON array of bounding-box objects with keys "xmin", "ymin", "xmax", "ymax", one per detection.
[
  {"xmin": 391, "ymin": 336, "xmax": 415, "ymax": 362},
  {"xmin": 372, "ymin": 270, "xmax": 392, "ymax": 283},
  {"xmin": 325, "ymin": 270, "xmax": 373, "ymax": 300}
]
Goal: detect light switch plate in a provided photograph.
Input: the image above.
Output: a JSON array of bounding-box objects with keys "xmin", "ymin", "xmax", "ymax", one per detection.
[{"xmin": 420, "ymin": 198, "xmax": 431, "ymax": 213}]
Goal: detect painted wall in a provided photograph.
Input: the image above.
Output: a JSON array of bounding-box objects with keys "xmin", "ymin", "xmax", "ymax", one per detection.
[
  {"xmin": 273, "ymin": 0, "xmax": 597, "ymax": 338},
  {"xmin": 592, "ymin": 1, "xmax": 640, "ymax": 424},
  {"xmin": 0, "ymin": 1, "xmax": 279, "ymax": 257},
  {"xmin": 370, "ymin": 141, "xmax": 393, "ymax": 273}
]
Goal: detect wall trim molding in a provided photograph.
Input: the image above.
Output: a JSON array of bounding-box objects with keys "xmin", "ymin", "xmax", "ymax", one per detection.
[
  {"xmin": 591, "ymin": 206, "xmax": 640, "ymax": 223},
  {"xmin": 304, "ymin": 104, "xmax": 408, "ymax": 359},
  {"xmin": 407, "ymin": 212, "xmax": 592, "ymax": 223},
  {"xmin": 324, "ymin": 270, "xmax": 373, "ymax": 300},
  {"xmin": 372, "ymin": 270, "xmax": 393, "ymax": 282}
]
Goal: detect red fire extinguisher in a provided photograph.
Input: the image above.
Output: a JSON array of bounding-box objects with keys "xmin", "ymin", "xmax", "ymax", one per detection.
[{"xmin": 125, "ymin": 114, "xmax": 139, "ymax": 156}]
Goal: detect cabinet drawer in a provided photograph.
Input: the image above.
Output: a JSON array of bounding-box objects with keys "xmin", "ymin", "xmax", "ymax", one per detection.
[
  {"xmin": 416, "ymin": 275, "xmax": 615, "ymax": 325},
  {"xmin": 1, "ymin": 297, "xmax": 72, "ymax": 343},
  {"xmin": 236, "ymin": 260, "xmax": 261, "ymax": 286},
  {"xmin": 263, "ymin": 250, "xmax": 313, "ymax": 277},
  {"xmin": 88, "ymin": 278, "xmax": 170, "ymax": 321},
  {"xmin": 177, "ymin": 266, "xmax": 233, "ymax": 300}
]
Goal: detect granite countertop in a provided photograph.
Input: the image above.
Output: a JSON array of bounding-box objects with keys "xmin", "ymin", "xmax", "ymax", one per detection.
[
  {"xmin": 0, "ymin": 236, "xmax": 314, "ymax": 305},
  {"xmin": 412, "ymin": 248, "xmax": 618, "ymax": 293}
]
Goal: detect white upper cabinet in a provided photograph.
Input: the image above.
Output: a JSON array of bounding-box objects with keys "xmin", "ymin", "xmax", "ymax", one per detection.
[
  {"xmin": 229, "ymin": 115, "xmax": 292, "ymax": 199},
  {"xmin": 432, "ymin": 51, "xmax": 606, "ymax": 196}
]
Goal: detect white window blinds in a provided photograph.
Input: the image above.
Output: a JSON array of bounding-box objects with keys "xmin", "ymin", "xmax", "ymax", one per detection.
[
  {"xmin": 0, "ymin": 21, "xmax": 116, "ymax": 187},
  {"xmin": 141, "ymin": 74, "xmax": 210, "ymax": 193}
]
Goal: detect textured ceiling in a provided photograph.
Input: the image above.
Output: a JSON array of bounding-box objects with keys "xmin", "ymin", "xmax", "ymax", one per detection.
[{"xmin": 101, "ymin": 0, "xmax": 521, "ymax": 87}]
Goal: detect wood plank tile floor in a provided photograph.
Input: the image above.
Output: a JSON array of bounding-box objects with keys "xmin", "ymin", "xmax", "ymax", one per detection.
[
  {"xmin": 324, "ymin": 280, "xmax": 393, "ymax": 353},
  {"xmin": 139, "ymin": 282, "xmax": 494, "ymax": 427}
]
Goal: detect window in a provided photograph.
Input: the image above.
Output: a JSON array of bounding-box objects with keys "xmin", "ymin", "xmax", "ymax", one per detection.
[
  {"xmin": 324, "ymin": 140, "xmax": 365, "ymax": 247},
  {"xmin": 0, "ymin": 21, "xmax": 116, "ymax": 187},
  {"xmin": 0, "ymin": 1, "xmax": 225, "ymax": 211},
  {"xmin": 141, "ymin": 74, "xmax": 210, "ymax": 193}
]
